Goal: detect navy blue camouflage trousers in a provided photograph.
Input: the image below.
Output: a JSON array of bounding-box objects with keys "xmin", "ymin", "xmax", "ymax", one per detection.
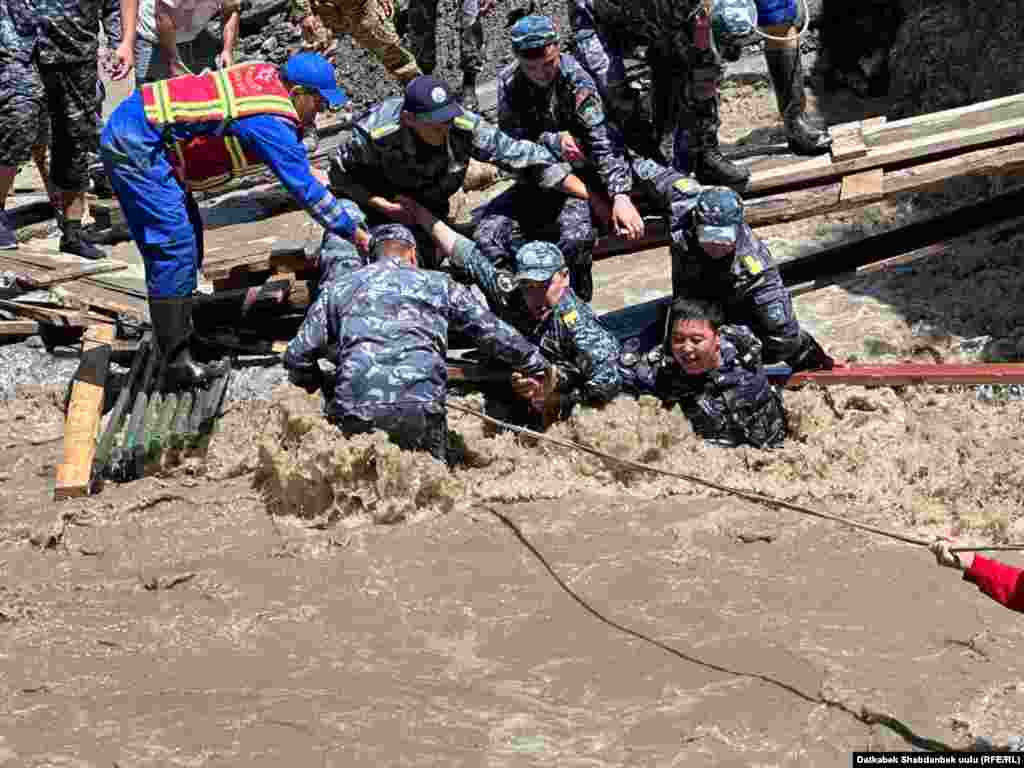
[
  {"xmin": 473, "ymin": 185, "xmax": 597, "ymax": 300},
  {"xmin": 0, "ymin": 56, "xmax": 98, "ymax": 190}
]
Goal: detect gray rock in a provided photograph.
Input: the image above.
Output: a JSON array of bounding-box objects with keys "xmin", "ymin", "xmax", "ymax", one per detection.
[{"xmin": 261, "ymin": 36, "xmax": 279, "ymax": 54}]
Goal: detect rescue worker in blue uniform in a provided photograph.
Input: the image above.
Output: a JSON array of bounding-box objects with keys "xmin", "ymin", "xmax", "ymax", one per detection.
[
  {"xmin": 409, "ymin": 198, "xmax": 623, "ymax": 426},
  {"xmin": 101, "ymin": 52, "xmax": 371, "ymax": 388},
  {"xmin": 620, "ymin": 296, "xmax": 787, "ymax": 447},
  {"xmin": 674, "ymin": 185, "xmax": 833, "ymax": 371},
  {"xmin": 328, "ymin": 74, "xmax": 590, "ymax": 271},
  {"xmin": 283, "ymin": 222, "xmax": 552, "ymax": 462}
]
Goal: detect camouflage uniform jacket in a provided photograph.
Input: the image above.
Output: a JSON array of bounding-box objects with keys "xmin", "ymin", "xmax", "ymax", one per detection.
[
  {"xmin": 497, "ymin": 53, "xmax": 632, "ymax": 197},
  {"xmin": 283, "ymin": 255, "xmax": 548, "ymax": 421},
  {"xmin": 627, "ymin": 325, "xmax": 786, "ymax": 447},
  {"xmin": 452, "ymin": 234, "xmax": 622, "ymax": 410},
  {"xmin": 6, "ymin": 0, "xmax": 122, "ymax": 64},
  {"xmin": 329, "ymin": 97, "xmax": 571, "ymax": 214},
  {"xmin": 680, "ymin": 221, "xmax": 778, "ymax": 300}
]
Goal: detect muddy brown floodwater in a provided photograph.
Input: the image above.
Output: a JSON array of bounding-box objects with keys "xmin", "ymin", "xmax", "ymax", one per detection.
[
  {"xmin": 3, "ymin": 66, "xmax": 1024, "ymax": 767},
  {"xmin": 2, "ymin": 371, "xmax": 1024, "ymax": 765}
]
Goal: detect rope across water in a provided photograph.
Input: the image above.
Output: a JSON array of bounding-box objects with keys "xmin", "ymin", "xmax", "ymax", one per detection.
[{"xmin": 446, "ymin": 401, "xmax": 1024, "ymax": 556}]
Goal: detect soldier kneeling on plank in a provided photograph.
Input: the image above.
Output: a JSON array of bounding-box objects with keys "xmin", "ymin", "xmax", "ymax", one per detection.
[
  {"xmin": 620, "ymin": 297, "xmax": 787, "ymax": 448},
  {"xmin": 283, "ymin": 223, "xmax": 554, "ymax": 463},
  {"xmin": 674, "ymin": 185, "xmax": 834, "ymax": 371}
]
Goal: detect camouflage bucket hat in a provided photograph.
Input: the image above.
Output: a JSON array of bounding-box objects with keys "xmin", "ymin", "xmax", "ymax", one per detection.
[
  {"xmin": 513, "ymin": 241, "xmax": 565, "ymax": 283},
  {"xmin": 695, "ymin": 186, "xmax": 744, "ymax": 246},
  {"xmin": 510, "ymin": 15, "xmax": 558, "ymax": 52}
]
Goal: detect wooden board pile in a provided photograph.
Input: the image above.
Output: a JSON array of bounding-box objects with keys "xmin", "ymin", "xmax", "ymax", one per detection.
[{"xmin": 54, "ymin": 331, "xmax": 233, "ymax": 500}]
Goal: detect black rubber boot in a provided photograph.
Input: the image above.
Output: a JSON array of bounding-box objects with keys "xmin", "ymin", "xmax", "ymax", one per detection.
[
  {"xmin": 695, "ymin": 145, "xmax": 750, "ymax": 190},
  {"xmin": 149, "ymin": 296, "xmax": 228, "ymax": 389},
  {"xmin": 459, "ymin": 71, "xmax": 479, "ymax": 112},
  {"xmin": 765, "ymin": 47, "xmax": 832, "ymax": 156},
  {"xmin": 60, "ymin": 219, "xmax": 107, "ymax": 260},
  {"xmin": 789, "ymin": 330, "xmax": 835, "ymax": 372},
  {"xmin": 569, "ymin": 263, "xmax": 594, "ymax": 302}
]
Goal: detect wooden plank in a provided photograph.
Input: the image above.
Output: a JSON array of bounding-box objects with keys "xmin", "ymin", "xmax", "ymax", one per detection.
[
  {"xmin": 0, "ymin": 253, "xmax": 150, "ymax": 321},
  {"xmin": 830, "ymin": 135, "xmax": 867, "ymax": 162},
  {"xmin": 865, "ymin": 94, "xmax": 1024, "ymax": 148},
  {"xmin": 19, "ymin": 261, "xmax": 126, "ymax": 289},
  {"xmin": 0, "ymin": 320, "xmax": 39, "ymax": 337},
  {"xmin": 55, "ymin": 325, "xmax": 116, "ymax": 500},
  {"xmin": 839, "ymin": 168, "xmax": 884, "ymax": 202},
  {"xmin": 861, "ymin": 116, "xmax": 887, "ymax": 134},
  {"xmin": 748, "ymin": 115, "xmax": 1024, "ymax": 193},
  {"xmin": 0, "ymin": 299, "xmax": 87, "ymax": 326},
  {"xmin": 829, "ymin": 124, "xmax": 868, "ymax": 162}
]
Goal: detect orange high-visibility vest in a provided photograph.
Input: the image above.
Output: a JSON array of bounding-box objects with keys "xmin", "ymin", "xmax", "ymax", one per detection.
[{"xmin": 141, "ymin": 62, "xmax": 302, "ymax": 191}]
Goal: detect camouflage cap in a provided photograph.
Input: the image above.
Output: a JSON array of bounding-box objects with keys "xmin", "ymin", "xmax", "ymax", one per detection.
[
  {"xmin": 695, "ymin": 186, "xmax": 744, "ymax": 246},
  {"xmin": 369, "ymin": 223, "xmax": 418, "ymax": 260},
  {"xmin": 510, "ymin": 15, "xmax": 558, "ymax": 52},
  {"xmin": 513, "ymin": 241, "xmax": 565, "ymax": 283}
]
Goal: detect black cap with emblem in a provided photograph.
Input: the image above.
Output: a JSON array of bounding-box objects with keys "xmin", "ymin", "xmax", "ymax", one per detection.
[{"xmin": 403, "ymin": 75, "xmax": 464, "ymax": 123}]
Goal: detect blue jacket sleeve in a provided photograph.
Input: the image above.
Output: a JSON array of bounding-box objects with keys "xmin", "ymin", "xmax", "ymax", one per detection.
[{"xmin": 231, "ymin": 114, "xmax": 356, "ymax": 238}]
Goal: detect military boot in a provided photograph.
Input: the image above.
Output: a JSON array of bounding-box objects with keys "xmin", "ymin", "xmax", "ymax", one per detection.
[
  {"xmin": 459, "ymin": 71, "xmax": 479, "ymax": 112},
  {"xmin": 789, "ymin": 330, "xmax": 835, "ymax": 372},
  {"xmin": 149, "ymin": 296, "xmax": 228, "ymax": 389},
  {"xmin": 60, "ymin": 220, "xmax": 107, "ymax": 260},
  {"xmin": 765, "ymin": 47, "xmax": 832, "ymax": 156},
  {"xmin": 694, "ymin": 144, "xmax": 750, "ymax": 190},
  {"xmin": 569, "ymin": 263, "xmax": 594, "ymax": 302}
]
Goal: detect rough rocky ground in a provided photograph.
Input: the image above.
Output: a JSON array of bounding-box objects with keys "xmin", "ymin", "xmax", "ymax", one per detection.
[{"xmin": 3, "ymin": 23, "xmax": 1024, "ymax": 764}]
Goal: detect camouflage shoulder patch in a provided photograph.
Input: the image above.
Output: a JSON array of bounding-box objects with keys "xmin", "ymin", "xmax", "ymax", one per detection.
[
  {"xmin": 369, "ymin": 123, "xmax": 401, "ymax": 141},
  {"xmin": 741, "ymin": 254, "xmax": 763, "ymax": 276},
  {"xmin": 453, "ymin": 114, "xmax": 479, "ymax": 132},
  {"xmin": 562, "ymin": 309, "xmax": 578, "ymax": 327}
]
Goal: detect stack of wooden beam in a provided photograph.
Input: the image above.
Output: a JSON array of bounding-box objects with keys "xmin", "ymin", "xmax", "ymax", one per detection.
[{"xmin": 54, "ymin": 331, "xmax": 234, "ymax": 499}]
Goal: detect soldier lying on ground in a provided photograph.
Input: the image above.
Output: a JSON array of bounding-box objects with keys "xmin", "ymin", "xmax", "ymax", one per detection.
[
  {"xmin": 283, "ymin": 223, "xmax": 553, "ymax": 463},
  {"xmin": 931, "ymin": 540, "xmax": 1024, "ymax": 614},
  {"xmin": 102, "ymin": 52, "xmax": 371, "ymax": 389},
  {"xmin": 476, "ymin": 13, "xmax": 702, "ymax": 302},
  {"xmin": 408, "ymin": 198, "xmax": 622, "ymax": 427},
  {"xmin": 673, "ymin": 186, "xmax": 834, "ymax": 371},
  {"xmin": 620, "ymin": 297, "xmax": 787, "ymax": 448},
  {"xmin": 328, "ymin": 74, "xmax": 593, "ymax": 271}
]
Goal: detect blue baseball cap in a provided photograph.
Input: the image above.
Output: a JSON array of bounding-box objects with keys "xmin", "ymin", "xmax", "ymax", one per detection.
[
  {"xmin": 282, "ymin": 52, "xmax": 348, "ymax": 108},
  {"xmin": 695, "ymin": 186, "xmax": 744, "ymax": 246},
  {"xmin": 513, "ymin": 241, "xmax": 565, "ymax": 283},
  {"xmin": 510, "ymin": 14, "xmax": 558, "ymax": 52},
  {"xmin": 403, "ymin": 75, "xmax": 463, "ymax": 123}
]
